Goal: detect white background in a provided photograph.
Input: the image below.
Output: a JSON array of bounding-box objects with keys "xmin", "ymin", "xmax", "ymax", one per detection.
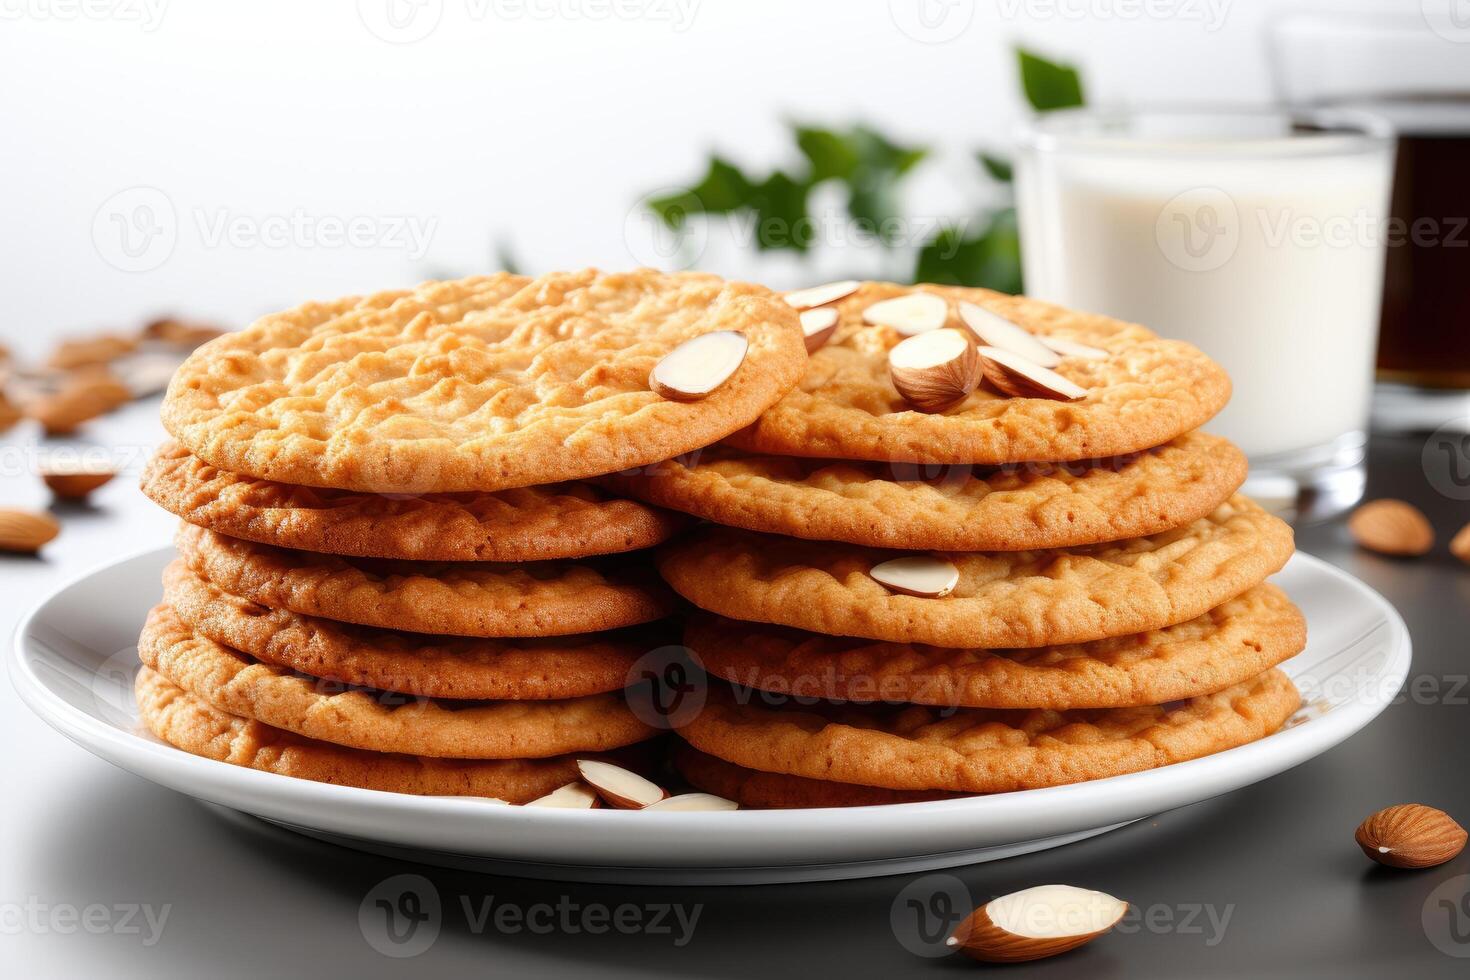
[{"xmin": 0, "ymin": 0, "xmax": 1399, "ymax": 355}]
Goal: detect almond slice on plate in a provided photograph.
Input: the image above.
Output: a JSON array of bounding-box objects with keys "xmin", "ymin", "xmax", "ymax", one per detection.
[
  {"xmin": 862, "ymin": 293, "xmax": 947, "ymax": 336},
  {"xmin": 957, "ymin": 302, "xmax": 1060, "ymax": 368},
  {"xmin": 784, "ymin": 280, "xmax": 860, "ymax": 310},
  {"xmin": 650, "ymin": 330, "xmax": 749, "ymax": 402},
  {"xmin": 948, "ymin": 884, "xmax": 1128, "ymax": 963},
  {"xmin": 1041, "ymin": 336, "xmax": 1108, "ymax": 361},
  {"xmin": 576, "ymin": 760, "xmax": 669, "ymax": 809},
  {"xmin": 799, "ymin": 308, "xmax": 839, "ymax": 353},
  {"xmin": 524, "ymin": 782, "xmax": 600, "ymax": 808},
  {"xmin": 976, "ymin": 346, "xmax": 1088, "ymax": 401},
  {"xmin": 643, "ymin": 793, "xmax": 739, "ymax": 812},
  {"xmin": 888, "ymin": 329, "xmax": 979, "ymax": 413},
  {"xmin": 869, "ymin": 555, "xmax": 959, "ymax": 598}
]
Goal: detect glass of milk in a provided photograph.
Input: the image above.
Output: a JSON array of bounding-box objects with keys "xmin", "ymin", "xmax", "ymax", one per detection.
[{"xmin": 1015, "ymin": 108, "xmax": 1395, "ymax": 521}]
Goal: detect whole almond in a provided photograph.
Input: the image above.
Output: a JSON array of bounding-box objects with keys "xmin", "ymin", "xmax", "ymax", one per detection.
[
  {"xmin": 27, "ymin": 371, "xmax": 133, "ymax": 435},
  {"xmin": 0, "ymin": 389, "xmax": 20, "ymax": 434},
  {"xmin": 1347, "ymin": 499, "xmax": 1434, "ymax": 557},
  {"xmin": 47, "ymin": 334, "xmax": 137, "ymax": 370},
  {"xmin": 0, "ymin": 509, "xmax": 61, "ymax": 553},
  {"xmin": 1356, "ymin": 804, "xmax": 1467, "ymax": 869},
  {"xmin": 1450, "ymin": 522, "xmax": 1470, "ymax": 565}
]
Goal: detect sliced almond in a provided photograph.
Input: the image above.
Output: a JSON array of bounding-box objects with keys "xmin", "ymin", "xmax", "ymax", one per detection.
[
  {"xmin": 869, "ymin": 555, "xmax": 959, "ymax": 598},
  {"xmin": 1451, "ymin": 522, "xmax": 1470, "ymax": 565},
  {"xmin": 799, "ymin": 308, "xmax": 839, "ymax": 353},
  {"xmin": 524, "ymin": 782, "xmax": 600, "ymax": 809},
  {"xmin": 976, "ymin": 347, "xmax": 1088, "ymax": 401},
  {"xmin": 861, "ymin": 292, "xmax": 947, "ymax": 336},
  {"xmin": 39, "ymin": 460, "xmax": 119, "ymax": 500},
  {"xmin": 576, "ymin": 760, "xmax": 668, "ymax": 809},
  {"xmin": 1041, "ymin": 336, "xmax": 1109, "ymax": 361},
  {"xmin": 643, "ymin": 793, "xmax": 739, "ymax": 812},
  {"xmin": 783, "ymin": 280, "xmax": 859, "ymax": 310},
  {"xmin": 948, "ymin": 884, "xmax": 1127, "ymax": 963},
  {"xmin": 888, "ymin": 329, "xmax": 980, "ymax": 413},
  {"xmin": 958, "ymin": 302, "xmax": 1060, "ymax": 368},
  {"xmin": 649, "ymin": 330, "xmax": 749, "ymax": 402}
]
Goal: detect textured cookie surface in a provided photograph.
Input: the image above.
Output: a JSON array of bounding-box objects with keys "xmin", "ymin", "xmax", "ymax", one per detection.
[
  {"xmin": 144, "ymin": 440, "xmax": 684, "ymax": 561},
  {"xmin": 163, "ymin": 561, "xmax": 647, "ymax": 700},
  {"xmin": 606, "ymin": 432, "xmax": 1245, "ymax": 551},
  {"xmin": 139, "ymin": 605, "xmax": 655, "ymax": 758},
  {"xmin": 176, "ymin": 523, "xmax": 673, "ymax": 637},
  {"xmin": 135, "ymin": 667, "xmax": 590, "ymax": 802},
  {"xmin": 726, "ymin": 282, "xmax": 1229, "ymax": 464},
  {"xmin": 687, "ymin": 584, "xmax": 1304, "ymax": 709},
  {"xmin": 680, "ymin": 669, "xmax": 1299, "ymax": 793},
  {"xmin": 674, "ymin": 745, "xmax": 964, "ymax": 808},
  {"xmin": 162, "ymin": 269, "xmax": 806, "ymax": 493},
  {"xmin": 658, "ymin": 496, "xmax": 1293, "ymax": 648}
]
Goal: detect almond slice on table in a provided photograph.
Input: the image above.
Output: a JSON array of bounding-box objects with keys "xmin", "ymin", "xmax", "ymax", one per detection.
[
  {"xmin": 869, "ymin": 555, "xmax": 959, "ymax": 598},
  {"xmin": 576, "ymin": 760, "xmax": 669, "ymax": 809},
  {"xmin": 799, "ymin": 308, "xmax": 839, "ymax": 353},
  {"xmin": 1041, "ymin": 336, "xmax": 1109, "ymax": 361},
  {"xmin": 948, "ymin": 884, "xmax": 1128, "ymax": 963},
  {"xmin": 888, "ymin": 329, "xmax": 980, "ymax": 413},
  {"xmin": 524, "ymin": 782, "xmax": 600, "ymax": 809},
  {"xmin": 39, "ymin": 459, "xmax": 119, "ymax": 500},
  {"xmin": 957, "ymin": 302, "xmax": 1060, "ymax": 368},
  {"xmin": 649, "ymin": 330, "xmax": 749, "ymax": 402},
  {"xmin": 784, "ymin": 280, "xmax": 860, "ymax": 310},
  {"xmin": 861, "ymin": 293, "xmax": 948, "ymax": 336},
  {"xmin": 976, "ymin": 346, "xmax": 1088, "ymax": 401},
  {"xmin": 643, "ymin": 793, "xmax": 739, "ymax": 812}
]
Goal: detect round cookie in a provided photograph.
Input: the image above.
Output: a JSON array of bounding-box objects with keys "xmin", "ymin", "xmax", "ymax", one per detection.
[
  {"xmin": 680, "ymin": 669, "xmax": 1300, "ymax": 793},
  {"xmin": 161, "ymin": 269, "xmax": 807, "ymax": 494},
  {"xmin": 139, "ymin": 605, "xmax": 656, "ymax": 759},
  {"xmin": 673, "ymin": 745, "xmax": 964, "ymax": 809},
  {"xmin": 143, "ymin": 440, "xmax": 684, "ymax": 562},
  {"xmin": 658, "ymin": 496, "xmax": 1294, "ymax": 648},
  {"xmin": 163, "ymin": 561, "xmax": 648, "ymax": 700},
  {"xmin": 605, "ymin": 432, "xmax": 1245, "ymax": 551},
  {"xmin": 685, "ymin": 584, "xmax": 1305, "ymax": 709},
  {"xmin": 135, "ymin": 667, "xmax": 613, "ymax": 802},
  {"xmin": 725, "ymin": 281, "xmax": 1230, "ymax": 464},
  {"xmin": 175, "ymin": 523, "xmax": 674, "ymax": 637}
]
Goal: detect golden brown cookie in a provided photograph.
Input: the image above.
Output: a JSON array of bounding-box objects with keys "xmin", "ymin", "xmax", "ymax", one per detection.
[
  {"xmin": 162, "ymin": 561, "xmax": 647, "ymax": 700},
  {"xmin": 680, "ymin": 669, "xmax": 1300, "ymax": 793},
  {"xmin": 605, "ymin": 432, "xmax": 1245, "ymax": 551},
  {"xmin": 658, "ymin": 496, "xmax": 1293, "ymax": 648},
  {"xmin": 673, "ymin": 745, "xmax": 964, "ymax": 808},
  {"xmin": 143, "ymin": 440, "xmax": 684, "ymax": 561},
  {"xmin": 175, "ymin": 523, "xmax": 674, "ymax": 637},
  {"xmin": 685, "ymin": 584, "xmax": 1305, "ymax": 709},
  {"xmin": 135, "ymin": 667, "xmax": 610, "ymax": 802},
  {"xmin": 161, "ymin": 269, "xmax": 807, "ymax": 494},
  {"xmin": 726, "ymin": 282, "xmax": 1229, "ymax": 464},
  {"xmin": 139, "ymin": 605, "xmax": 656, "ymax": 759}
]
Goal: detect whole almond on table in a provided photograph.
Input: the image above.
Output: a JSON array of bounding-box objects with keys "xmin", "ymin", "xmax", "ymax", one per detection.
[
  {"xmin": 1450, "ymin": 522, "xmax": 1470, "ymax": 565},
  {"xmin": 27, "ymin": 370, "xmax": 133, "ymax": 435},
  {"xmin": 1355, "ymin": 804, "xmax": 1467, "ymax": 869},
  {"xmin": 0, "ymin": 509, "xmax": 61, "ymax": 553},
  {"xmin": 1347, "ymin": 499, "xmax": 1434, "ymax": 556},
  {"xmin": 47, "ymin": 334, "xmax": 138, "ymax": 370}
]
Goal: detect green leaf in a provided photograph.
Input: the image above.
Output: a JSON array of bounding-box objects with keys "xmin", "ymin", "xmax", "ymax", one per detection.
[
  {"xmin": 978, "ymin": 153, "xmax": 1013, "ymax": 183},
  {"xmin": 847, "ymin": 125, "xmax": 927, "ymax": 176},
  {"xmin": 1018, "ymin": 49, "xmax": 1084, "ymax": 112},
  {"xmin": 794, "ymin": 126, "xmax": 859, "ymax": 182},
  {"xmin": 646, "ymin": 156, "xmax": 754, "ymax": 227},
  {"xmin": 748, "ymin": 171, "xmax": 813, "ymax": 252},
  {"xmin": 913, "ymin": 209, "xmax": 1023, "ymax": 294}
]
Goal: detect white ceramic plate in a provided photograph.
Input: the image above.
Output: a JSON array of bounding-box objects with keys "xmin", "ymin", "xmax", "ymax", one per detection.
[{"xmin": 11, "ymin": 547, "xmax": 1409, "ymax": 885}]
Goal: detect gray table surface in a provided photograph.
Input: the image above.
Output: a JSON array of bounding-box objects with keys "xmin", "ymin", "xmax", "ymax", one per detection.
[{"xmin": 4, "ymin": 399, "xmax": 1470, "ymax": 978}]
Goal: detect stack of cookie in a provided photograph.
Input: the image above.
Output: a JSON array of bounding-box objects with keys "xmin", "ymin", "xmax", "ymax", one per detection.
[
  {"xmin": 604, "ymin": 281, "xmax": 1306, "ymax": 808},
  {"xmin": 133, "ymin": 270, "xmax": 808, "ymax": 803}
]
